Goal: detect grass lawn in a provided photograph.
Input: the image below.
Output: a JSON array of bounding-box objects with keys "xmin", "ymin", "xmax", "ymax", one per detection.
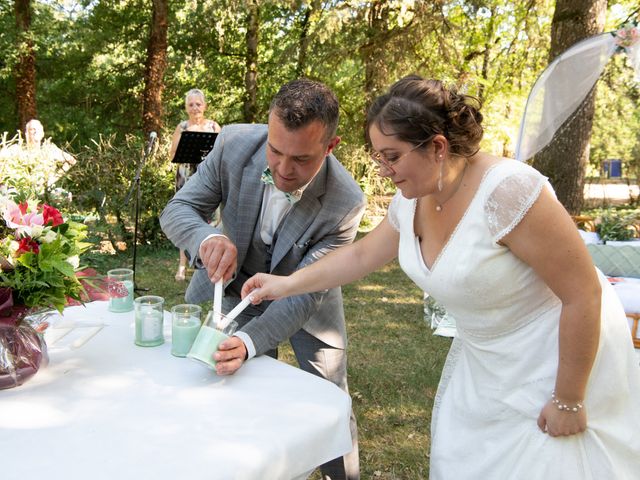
[{"xmin": 83, "ymin": 235, "xmax": 452, "ymax": 479}]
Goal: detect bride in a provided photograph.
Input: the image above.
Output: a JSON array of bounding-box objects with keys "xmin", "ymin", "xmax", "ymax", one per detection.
[{"xmin": 239, "ymin": 75, "xmax": 640, "ymax": 478}]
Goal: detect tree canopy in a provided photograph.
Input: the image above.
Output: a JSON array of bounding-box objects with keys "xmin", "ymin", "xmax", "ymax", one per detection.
[{"xmin": 1, "ymin": 0, "xmax": 638, "ymax": 192}]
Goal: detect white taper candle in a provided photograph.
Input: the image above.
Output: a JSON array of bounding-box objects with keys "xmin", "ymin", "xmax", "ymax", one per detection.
[
  {"xmin": 218, "ymin": 293, "xmax": 255, "ymax": 330},
  {"xmin": 213, "ymin": 280, "xmax": 223, "ymax": 327}
]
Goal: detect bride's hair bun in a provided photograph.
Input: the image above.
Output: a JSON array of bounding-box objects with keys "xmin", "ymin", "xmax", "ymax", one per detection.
[{"xmin": 367, "ymin": 74, "xmax": 483, "ymax": 158}]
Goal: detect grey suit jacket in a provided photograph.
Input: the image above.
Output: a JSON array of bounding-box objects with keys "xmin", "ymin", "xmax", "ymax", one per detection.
[{"xmin": 160, "ymin": 124, "xmax": 366, "ymax": 354}]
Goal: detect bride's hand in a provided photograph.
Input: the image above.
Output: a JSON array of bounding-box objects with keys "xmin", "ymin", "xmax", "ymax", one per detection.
[
  {"xmin": 537, "ymin": 399, "xmax": 587, "ymax": 437},
  {"xmin": 241, "ymin": 273, "xmax": 290, "ymax": 304}
]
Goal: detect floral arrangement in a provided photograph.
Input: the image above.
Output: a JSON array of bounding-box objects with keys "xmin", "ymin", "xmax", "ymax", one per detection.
[
  {"xmin": 0, "ymin": 190, "xmax": 92, "ymax": 317},
  {"xmin": 613, "ymin": 22, "xmax": 640, "ymax": 83},
  {"xmin": 614, "ymin": 23, "xmax": 639, "ymax": 49}
]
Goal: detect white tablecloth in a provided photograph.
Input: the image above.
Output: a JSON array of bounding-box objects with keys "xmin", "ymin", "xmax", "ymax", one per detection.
[{"xmin": 0, "ymin": 301, "xmax": 352, "ymax": 480}]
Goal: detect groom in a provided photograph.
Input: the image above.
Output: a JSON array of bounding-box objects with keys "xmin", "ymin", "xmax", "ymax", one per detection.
[{"xmin": 160, "ymin": 78, "xmax": 365, "ymax": 480}]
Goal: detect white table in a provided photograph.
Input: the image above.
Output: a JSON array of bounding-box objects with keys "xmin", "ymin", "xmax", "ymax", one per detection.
[{"xmin": 0, "ymin": 301, "xmax": 352, "ymax": 480}]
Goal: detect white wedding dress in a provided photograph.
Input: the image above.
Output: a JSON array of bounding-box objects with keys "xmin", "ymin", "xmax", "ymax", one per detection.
[{"xmin": 388, "ymin": 160, "xmax": 640, "ymax": 479}]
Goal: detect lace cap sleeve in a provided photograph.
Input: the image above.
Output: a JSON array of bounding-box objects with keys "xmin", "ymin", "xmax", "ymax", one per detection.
[
  {"xmin": 484, "ymin": 165, "xmax": 547, "ymax": 242},
  {"xmin": 387, "ymin": 191, "xmax": 404, "ymax": 232}
]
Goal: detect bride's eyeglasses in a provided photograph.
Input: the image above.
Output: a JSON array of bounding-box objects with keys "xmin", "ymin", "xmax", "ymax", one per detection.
[{"xmin": 369, "ymin": 141, "xmax": 427, "ymax": 171}]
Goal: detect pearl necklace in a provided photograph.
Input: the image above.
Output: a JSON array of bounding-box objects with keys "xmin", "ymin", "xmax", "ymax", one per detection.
[{"xmin": 435, "ymin": 162, "xmax": 468, "ymax": 212}]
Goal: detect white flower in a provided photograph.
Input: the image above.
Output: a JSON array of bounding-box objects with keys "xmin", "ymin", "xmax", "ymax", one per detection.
[
  {"xmin": 8, "ymin": 240, "xmax": 19, "ymax": 258},
  {"xmin": 66, "ymin": 255, "xmax": 80, "ymax": 269},
  {"xmin": 29, "ymin": 224, "xmax": 44, "ymax": 239},
  {"xmin": 42, "ymin": 229, "xmax": 57, "ymax": 243}
]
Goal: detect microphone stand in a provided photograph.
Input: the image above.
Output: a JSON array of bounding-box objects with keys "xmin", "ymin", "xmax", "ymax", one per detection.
[{"xmin": 125, "ymin": 132, "xmax": 156, "ymax": 293}]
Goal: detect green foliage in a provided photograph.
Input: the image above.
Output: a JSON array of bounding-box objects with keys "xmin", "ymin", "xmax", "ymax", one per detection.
[
  {"xmin": 60, "ymin": 134, "xmax": 175, "ymax": 249},
  {"xmin": 336, "ymin": 143, "xmax": 391, "ymax": 196},
  {"xmin": 0, "ymin": 0, "xmax": 639, "ymax": 250},
  {"xmin": 3, "ymin": 235, "xmax": 81, "ymax": 311},
  {"xmin": 1, "ymin": 0, "xmax": 637, "ymax": 184},
  {"xmin": 595, "ymin": 209, "xmax": 640, "ymax": 242},
  {"xmin": 0, "ymin": 0, "xmax": 16, "ymax": 121},
  {"xmin": 0, "ymin": 0, "xmax": 553, "ymax": 151}
]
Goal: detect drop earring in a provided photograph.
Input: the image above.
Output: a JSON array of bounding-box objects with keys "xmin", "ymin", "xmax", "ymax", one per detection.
[{"xmin": 437, "ymin": 158, "xmax": 443, "ymax": 192}]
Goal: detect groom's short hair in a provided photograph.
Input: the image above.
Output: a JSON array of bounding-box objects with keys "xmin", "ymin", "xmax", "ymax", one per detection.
[{"xmin": 269, "ymin": 79, "xmax": 339, "ymax": 142}]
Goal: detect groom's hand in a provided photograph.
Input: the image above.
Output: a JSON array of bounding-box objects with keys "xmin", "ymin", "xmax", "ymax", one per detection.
[
  {"xmin": 214, "ymin": 336, "xmax": 248, "ymax": 375},
  {"xmin": 199, "ymin": 235, "xmax": 237, "ymax": 283}
]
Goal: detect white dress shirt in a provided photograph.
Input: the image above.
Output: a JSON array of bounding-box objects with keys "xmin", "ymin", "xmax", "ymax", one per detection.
[{"xmin": 259, "ymin": 183, "xmax": 295, "ymax": 245}]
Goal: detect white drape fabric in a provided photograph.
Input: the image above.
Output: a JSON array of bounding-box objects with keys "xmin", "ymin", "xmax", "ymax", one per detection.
[
  {"xmin": 515, "ymin": 33, "xmax": 617, "ymax": 162},
  {"xmin": 515, "ymin": 25, "xmax": 640, "ymax": 163}
]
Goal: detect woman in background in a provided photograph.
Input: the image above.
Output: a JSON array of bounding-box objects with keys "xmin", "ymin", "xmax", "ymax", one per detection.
[
  {"xmin": 169, "ymin": 89, "xmax": 221, "ymax": 281},
  {"xmin": 25, "ymin": 119, "xmax": 45, "ymax": 149},
  {"xmin": 22, "ymin": 119, "xmax": 76, "ymax": 196},
  {"xmin": 241, "ymin": 75, "xmax": 640, "ymax": 479}
]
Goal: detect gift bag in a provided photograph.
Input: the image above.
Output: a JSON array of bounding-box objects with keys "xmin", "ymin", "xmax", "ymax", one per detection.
[{"xmin": 0, "ymin": 315, "xmax": 49, "ymax": 390}]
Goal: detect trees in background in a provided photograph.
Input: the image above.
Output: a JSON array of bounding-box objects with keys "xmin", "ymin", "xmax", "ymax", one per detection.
[
  {"xmin": 0, "ymin": 0, "xmax": 638, "ymax": 210},
  {"xmin": 590, "ymin": 54, "xmax": 640, "ymax": 180}
]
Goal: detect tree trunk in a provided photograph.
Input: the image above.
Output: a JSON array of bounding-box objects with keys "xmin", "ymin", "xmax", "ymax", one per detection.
[
  {"xmin": 530, "ymin": 0, "xmax": 606, "ymax": 214},
  {"xmin": 295, "ymin": 0, "xmax": 321, "ymax": 77},
  {"xmin": 243, "ymin": 0, "xmax": 259, "ymax": 123},
  {"xmin": 361, "ymin": 1, "xmax": 391, "ymax": 112},
  {"xmin": 477, "ymin": 6, "xmax": 496, "ymax": 104},
  {"xmin": 14, "ymin": 0, "xmax": 37, "ymax": 133},
  {"xmin": 142, "ymin": 0, "xmax": 168, "ymax": 136}
]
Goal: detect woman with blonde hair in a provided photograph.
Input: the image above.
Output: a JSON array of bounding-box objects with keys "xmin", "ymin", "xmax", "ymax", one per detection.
[{"xmin": 169, "ymin": 89, "xmax": 221, "ymax": 281}]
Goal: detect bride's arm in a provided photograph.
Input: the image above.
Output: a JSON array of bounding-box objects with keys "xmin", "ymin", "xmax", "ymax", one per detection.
[
  {"xmin": 501, "ymin": 187, "xmax": 600, "ymax": 437},
  {"xmin": 242, "ymin": 216, "xmax": 400, "ymax": 302}
]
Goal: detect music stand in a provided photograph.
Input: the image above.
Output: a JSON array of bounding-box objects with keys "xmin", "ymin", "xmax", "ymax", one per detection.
[{"xmin": 171, "ymin": 131, "xmax": 218, "ymax": 164}]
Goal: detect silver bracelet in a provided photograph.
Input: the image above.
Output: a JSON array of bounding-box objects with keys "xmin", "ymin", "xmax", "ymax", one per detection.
[{"xmin": 551, "ymin": 391, "xmax": 583, "ymax": 413}]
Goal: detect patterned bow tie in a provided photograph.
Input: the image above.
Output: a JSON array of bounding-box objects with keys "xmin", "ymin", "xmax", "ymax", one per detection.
[{"xmin": 261, "ymin": 168, "xmax": 302, "ymax": 204}]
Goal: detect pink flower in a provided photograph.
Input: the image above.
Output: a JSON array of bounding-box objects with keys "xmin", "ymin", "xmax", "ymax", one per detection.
[
  {"xmin": 42, "ymin": 204, "xmax": 63, "ymax": 227},
  {"xmin": 615, "ymin": 25, "xmax": 640, "ymax": 48},
  {"xmin": 2, "ymin": 199, "xmax": 44, "ymax": 237},
  {"xmin": 5, "ymin": 200, "xmax": 43, "ymax": 226}
]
